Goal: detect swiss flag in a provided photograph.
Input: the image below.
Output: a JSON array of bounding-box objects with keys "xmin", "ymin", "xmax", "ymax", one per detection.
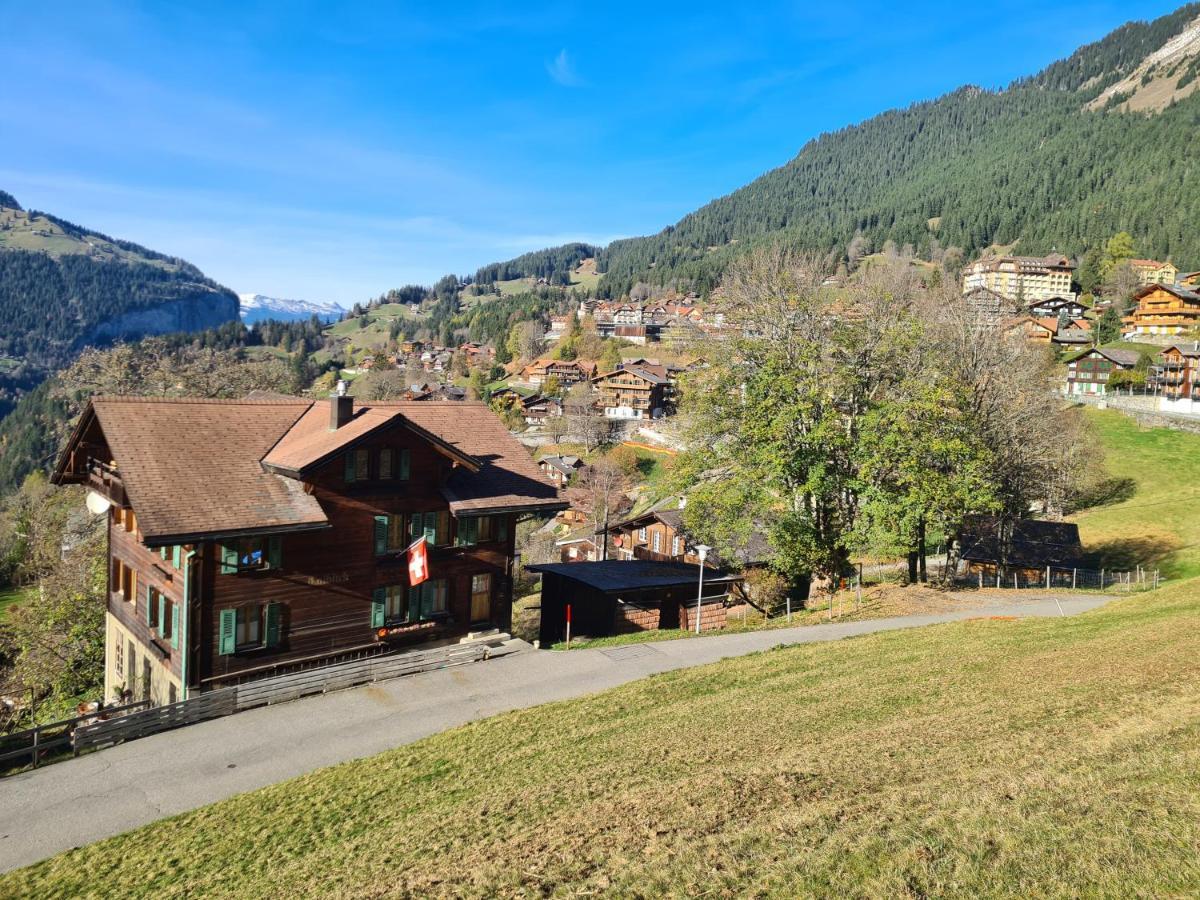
[{"xmin": 407, "ymin": 536, "xmax": 429, "ymax": 587}]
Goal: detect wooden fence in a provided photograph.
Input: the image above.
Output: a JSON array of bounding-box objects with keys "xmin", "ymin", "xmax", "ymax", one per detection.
[
  {"xmin": 954, "ymin": 565, "xmax": 1159, "ymax": 591},
  {"xmin": 0, "ymin": 699, "xmax": 151, "ymax": 770},
  {"xmin": 72, "ymin": 640, "xmax": 491, "ymax": 755}
]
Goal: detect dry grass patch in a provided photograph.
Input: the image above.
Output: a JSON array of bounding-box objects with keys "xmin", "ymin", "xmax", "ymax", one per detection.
[{"xmin": 5, "ymin": 583, "xmax": 1200, "ymax": 897}]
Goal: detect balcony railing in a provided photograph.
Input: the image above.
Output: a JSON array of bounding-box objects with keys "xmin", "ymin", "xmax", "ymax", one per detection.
[{"xmin": 86, "ymin": 459, "xmax": 126, "ymax": 506}]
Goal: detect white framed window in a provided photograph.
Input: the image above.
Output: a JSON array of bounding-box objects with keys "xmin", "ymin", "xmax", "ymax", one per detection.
[
  {"xmin": 236, "ymin": 604, "xmax": 262, "ymax": 648},
  {"xmin": 652, "ymin": 532, "xmax": 662, "ymax": 553}
]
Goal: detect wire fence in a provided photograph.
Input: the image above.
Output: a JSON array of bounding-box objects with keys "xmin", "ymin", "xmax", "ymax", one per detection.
[{"xmin": 953, "ymin": 565, "xmax": 1159, "ymax": 592}]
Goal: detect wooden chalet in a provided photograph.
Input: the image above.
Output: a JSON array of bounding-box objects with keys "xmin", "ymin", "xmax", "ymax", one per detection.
[
  {"xmin": 1065, "ymin": 347, "xmax": 1141, "ymax": 396},
  {"xmin": 1157, "ymin": 343, "xmax": 1200, "ymax": 413},
  {"xmin": 1027, "ymin": 295, "xmax": 1088, "ymax": 318},
  {"xmin": 539, "ymin": 454, "xmax": 586, "ymax": 487},
  {"xmin": 955, "ymin": 515, "xmax": 1084, "ymax": 581},
  {"xmin": 519, "ymin": 358, "xmax": 598, "ymax": 387},
  {"xmin": 963, "ymin": 286, "xmax": 1017, "ymax": 325},
  {"xmin": 590, "ymin": 364, "xmax": 673, "ymax": 420},
  {"xmin": 53, "ymin": 396, "xmax": 565, "ymax": 702},
  {"xmin": 1122, "ymin": 283, "xmax": 1200, "ymax": 336}
]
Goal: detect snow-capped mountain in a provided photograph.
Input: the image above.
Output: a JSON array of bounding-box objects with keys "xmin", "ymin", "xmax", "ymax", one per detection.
[{"xmin": 238, "ymin": 293, "xmax": 346, "ymax": 325}]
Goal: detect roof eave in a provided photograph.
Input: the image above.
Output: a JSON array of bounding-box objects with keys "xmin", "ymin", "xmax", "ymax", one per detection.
[{"xmin": 140, "ymin": 520, "xmax": 332, "ymax": 548}]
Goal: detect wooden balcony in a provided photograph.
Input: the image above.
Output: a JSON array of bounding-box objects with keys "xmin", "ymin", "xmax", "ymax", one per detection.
[{"xmin": 86, "ymin": 459, "xmax": 127, "ymax": 506}]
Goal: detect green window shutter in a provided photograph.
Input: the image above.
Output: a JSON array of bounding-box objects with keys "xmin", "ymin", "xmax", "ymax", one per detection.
[
  {"xmin": 145, "ymin": 586, "xmax": 154, "ymax": 627},
  {"xmin": 423, "ymin": 514, "xmax": 437, "ymax": 544},
  {"xmin": 158, "ymin": 594, "xmax": 166, "ymax": 636},
  {"xmin": 374, "ymin": 515, "xmax": 389, "ymax": 556},
  {"xmin": 458, "ymin": 517, "xmax": 477, "ymax": 547},
  {"xmin": 267, "ymin": 536, "xmax": 283, "ymax": 569},
  {"xmin": 220, "ymin": 544, "xmax": 239, "ymax": 574},
  {"xmin": 170, "ymin": 603, "xmax": 180, "ymax": 650},
  {"xmin": 264, "ymin": 603, "xmax": 282, "ymax": 648},
  {"xmin": 497, "ymin": 516, "xmax": 508, "ymax": 542},
  {"xmin": 172, "ymin": 545, "xmax": 182, "ymax": 568},
  {"xmin": 218, "ymin": 609, "xmax": 236, "ymax": 655},
  {"xmin": 399, "ymin": 449, "xmax": 410, "ymax": 480},
  {"xmin": 412, "ymin": 584, "xmax": 426, "ymax": 621},
  {"xmin": 410, "ymin": 513, "xmax": 422, "ymax": 540},
  {"xmin": 371, "ymin": 588, "xmax": 386, "ymax": 628},
  {"xmin": 344, "ymin": 452, "xmax": 356, "ymax": 483},
  {"xmin": 160, "ymin": 546, "xmax": 169, "ymax": 561}
]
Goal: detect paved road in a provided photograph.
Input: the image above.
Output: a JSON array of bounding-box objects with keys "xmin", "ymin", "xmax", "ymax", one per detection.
[{"xmin": 0, "ymin": 594, "xmax": 1109, "ymax": 873}]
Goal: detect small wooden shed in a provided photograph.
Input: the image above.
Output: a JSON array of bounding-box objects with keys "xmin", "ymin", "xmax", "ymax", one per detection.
[{"xmin": 526, "ymin": 560, "xmax": 742, "ymax": 645}]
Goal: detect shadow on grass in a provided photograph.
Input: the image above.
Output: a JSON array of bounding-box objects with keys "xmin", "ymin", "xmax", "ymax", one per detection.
[
  {"xmin": 1069, "ymin": 476, "xmax": 1138, "ymax": 513},
  {"xmin": 1080, "ymin": 535, "xmax": 1180, "ymax": 570}
]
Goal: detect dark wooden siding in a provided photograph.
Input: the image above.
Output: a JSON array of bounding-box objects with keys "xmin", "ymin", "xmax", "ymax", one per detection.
[
  {"xmin": 198, "ymin": 426, "xmax": 516, "ymax": 687},
  {"xmin": 108, "ymin": 511, "xmax": 187, "ymax": 682}
]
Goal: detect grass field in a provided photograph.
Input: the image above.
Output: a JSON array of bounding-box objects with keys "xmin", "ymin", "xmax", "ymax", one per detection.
[
  {"xmin": 5, "ymin": 407, "xmax": 1200, "ymax": 897},
  {"xmin": 0, "ymin": 585, "xmax": 29, "ymax": 622},
  {"xmin": 1073, "ymin": 409, "xmax": 1200, "ymax": 579},
  {"xmin": 6, "ymin": 584, "xmax": 1199, "ymax": 897}
]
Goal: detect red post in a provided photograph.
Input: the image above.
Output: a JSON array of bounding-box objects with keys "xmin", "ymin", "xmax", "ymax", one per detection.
[{"xmin": 565, "ymin": 603, "xmax": 572, "ymax": 649}]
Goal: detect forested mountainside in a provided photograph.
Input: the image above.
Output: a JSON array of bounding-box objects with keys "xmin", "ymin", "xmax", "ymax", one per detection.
[
  {"xmin": 459, "ymin": 5, "xmax": 1200, "ymax": 298},
  {"xmin": 474, "ymin": 242, "xmax": 598, "ymax": 286},
  {"xmin": 0, "ymin": 193, "xmax": 239, "ymax": 417}
]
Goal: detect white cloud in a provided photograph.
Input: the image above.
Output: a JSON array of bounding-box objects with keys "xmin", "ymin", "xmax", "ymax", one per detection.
[{"xmin": 546, "ymin": 48, "xmax": 584, "ymax": 87}]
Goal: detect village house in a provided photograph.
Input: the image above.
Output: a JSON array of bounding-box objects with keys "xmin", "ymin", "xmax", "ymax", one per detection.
[
  {"xmin": 52, "ymin": 396, "xmax": 565, "ymax": 703},
  {"xmin": 1122, "ymin": 283, "xmax": 1200, "ymax": 336},
  {"xmin": 963, "ymin": 286, "xmax": 1017, "ymax": 325},
  {"xmin": 1128, "ymin": 258, "xmax": 1178, "ymax": 286},
  {"xmin": 1156, "ymin": 343, "xmax": 1200, "ymax": 413},
  {"xmin": 539, "ymin": 454, "xmax": 587, "ymax": 487},
  {"xmin": 1065, "ymin": 347, "xmax": 1141, "ymax": 395},
  {"xmin": 521, "ymin": 395, "xmax": 563, "ymax": 426},
  {"xmin": 956, "ymin": 515, "xmax": 1084, "ymax": 584},
  {"xmin": 962, "ymin": 254, "xmax": 1074, "ymax": 302},
  {"xmin": 1027, "ymin": 295, "xmax": 1088, "ymax": 318},
  {"xmin": 519, "ymin": 358, "xmax": 598, "ymax": 387},
  {"xmin": 591, "ymin": 364, "xmax": 672, "ymax": 420},
  {"xmin": 554, "ymin": 528, "xmax": 603, "ymax": 563},
  {"xmin": 1008, "ymin": 315, "xmax": 1090, "ymax": 346}
]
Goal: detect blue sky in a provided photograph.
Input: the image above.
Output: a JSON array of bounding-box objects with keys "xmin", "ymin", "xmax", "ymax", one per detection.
[{"xmin": 0, "ymin": 1, "xmax": 1182, "ymax": 303}]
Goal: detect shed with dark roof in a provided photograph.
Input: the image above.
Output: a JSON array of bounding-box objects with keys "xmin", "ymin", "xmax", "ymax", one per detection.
[{"xmin": 526, "ymin": 560, "xmax": 742, "ymax": 643}]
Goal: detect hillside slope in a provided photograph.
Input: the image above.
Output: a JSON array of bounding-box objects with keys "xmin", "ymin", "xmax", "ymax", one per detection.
[
  {"xmin": 5, "ymin": 583, "xmax": 1197, "ymax": 896},
  {"xmin": 551, "ymin": 4, "xmax": 1200, "ymax": 296},
  {"xmin": 0, "ymin": 193, "xmax": 239, "ymax": 416}
]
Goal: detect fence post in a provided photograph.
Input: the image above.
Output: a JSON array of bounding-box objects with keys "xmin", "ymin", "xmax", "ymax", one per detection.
[
  {"xmin": 1046, "ymin": 565, "xmax": 1050, "ymax": 589},
  {"xmin": 1013, "ymin": 572, "xmax": 1018, "ymax": 590},
  {"xmin": 978, "ymin": 571, "xmax": 983, "ymax": 589},
  {"xmin": 1100, "ymin": 567, "xmax": 1104, "ymax": 589},
  {"xmin": 31, "ymin": 725, "xmax": 39, "ymax": 769},
  {"xmin": 1072, "ymin": 568, "xmax": 1077, "ymax": 589}
]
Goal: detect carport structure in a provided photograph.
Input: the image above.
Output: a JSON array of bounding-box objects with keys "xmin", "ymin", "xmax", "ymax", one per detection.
[{"xmin": 526, "ymin": 560, "xmax": 742, "ymax": 645}]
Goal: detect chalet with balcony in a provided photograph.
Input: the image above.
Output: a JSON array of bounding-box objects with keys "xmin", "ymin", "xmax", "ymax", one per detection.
[
  {"xmin": 1157, "ymin": 344, "xmax": 1200, "ymax": 413},
  {"xmin": 1065, "ymin": 347, "xmax": 1141, "ymax": 396},
  {"xmin": 1027, "ymin": 296, "xmax": 1088, "ymax": 318},
  {"xmin": 1122, "ymin": 284, "xmax": 1200, "ymax": 336},
  {"xmin": 52, "ymin": 396, "xmax": 565, "ymax": 703},
  {"xmin": 519, "ymin": 358, "xmax": 598, "ymax": 387},
  {"xmin": 591, "ymin": 364, "xmax": 672, "ymax": 420}
]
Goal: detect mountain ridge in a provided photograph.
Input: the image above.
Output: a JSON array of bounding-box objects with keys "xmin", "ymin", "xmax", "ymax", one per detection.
[{"xmin": 461, "ymin": 4, "xmax": 1200, "ymax": 299}]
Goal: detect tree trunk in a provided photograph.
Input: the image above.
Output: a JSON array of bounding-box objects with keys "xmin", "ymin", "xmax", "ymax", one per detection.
[
  {"xmin": 917, "ymin": 516, "xmax": 927, "ymax": 583},
  {"xmin": 907, "ymin": 550, "xmax": 918, "ymax": 584}
]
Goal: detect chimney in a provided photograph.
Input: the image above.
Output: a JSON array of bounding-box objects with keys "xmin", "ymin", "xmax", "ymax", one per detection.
[{"xmin": 331, "ymin": 395, "xmax": 353, "ymax": 430}]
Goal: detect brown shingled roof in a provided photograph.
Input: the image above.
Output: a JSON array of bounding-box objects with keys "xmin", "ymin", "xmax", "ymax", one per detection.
[
  {"xmin": 57, "ymin": 396, "xmax": 563, "ymax": 542},
  {"xmin": 87, "ymin": 397, "xmax": 327, "ymax": 544},
  {"xmin": 261, "ymin": 401, "xmax": 479, "ymax": 476}
]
